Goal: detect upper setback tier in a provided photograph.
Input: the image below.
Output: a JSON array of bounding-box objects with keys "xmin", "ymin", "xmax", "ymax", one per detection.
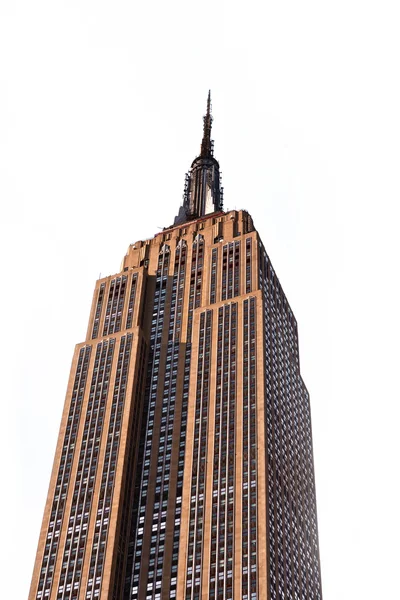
[{"xmin": 85, "ymin": 209, "xmax": 299, "ymax": 364}]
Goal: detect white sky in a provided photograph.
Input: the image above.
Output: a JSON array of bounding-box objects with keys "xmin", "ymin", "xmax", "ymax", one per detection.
[{"xmin": 1, "ymin": 1, "xmax": 400, "ymax": 598}]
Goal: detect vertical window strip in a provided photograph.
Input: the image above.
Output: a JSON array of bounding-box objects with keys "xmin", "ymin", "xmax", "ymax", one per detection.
[
  {"xmin": 57, "ymin": 339, "xmax": 115, "ymax": 600},
  {"xmin": 209, "ymin": 303, "xmax": 237, "ymax": 600},
  {"xmin": 103, "ymin": 277, "xmax": 127, "ymax": 336},
  {"xmin": 121, "ymin": 339, "xmax": 147, "ymax": 600},
  {"xmin": 145, "ymin": 240, "xmax": 187, "ymax": 599},
  {"xmin": 222, "ymin": 241, "xmax": 240, "ymax": 300},
  {"xmin": 246, "ymin": 238, "xmax": 252, "ymax": 294},
  {"xmin": 170, "ymin": 236, "xmax": 204, "ymax": 597},
  {"xmin": 294, "ymin": 372, "xmax": 308, "ymax": 600},
  {"xmin": 228, "ymin": 243, "xmax": 234, "ymax": 299},
  {"xmin": 233, "ymin": 241, "xmax": 240, "ymax": 297},
  {"xmin": 92, "ymin": 285, "xmax": 105, "ymax": 339},
  {"xmin": 242, "ymin": 300, "xmax": 250, "ymax": 599},
  {"xmin": 210, "ymin": 307, "xmax": 224, "ymax": 599},
  {"xmin": 103, "ymin": 280, "xmax": 116, "ymax": 336},
  {"xmin": 298, "ymin": 378, "xmax": 316, "ymax": 600},
  {"xmin": 36, "ymin": 346, "xmax": 91, "ymax": 600},
  {"xmin": 302, "ymin": 387, "xmax": 322, "ymax": 599},
  {"xmin": 85, "ymin": 334, "xmax": 133, "ymax": 599},
  {"xmin": 221, "ymin": 244, "xmax": 228, "ymax": 301},
  {"xmin": 130, "ymin": 245, "xmax": 170, "ymax": 600},
  {"xmin": 185, "ymin": 310, "xmax": 212, "ymax": 600},
  {"xmin": 126, "ymin": 274, "xmax": 138, "ymax": 329},
  {"xmin": 210, "ymin": 248, "xmax": 218, "ymax": 304},
  {"xmin": 242, "ymin": 298, "xmax": 257, "ymax": 600},
  {"xmin": 249, "ymin": 298, "xmax": 257, "ymax": 600},
  {"xmin": 114, "ymin": 276, "xmax": 127, "ymax": 333},
  {"xmin": 109, "ymin": 279, "xmax": 121, "ymax": 334}
]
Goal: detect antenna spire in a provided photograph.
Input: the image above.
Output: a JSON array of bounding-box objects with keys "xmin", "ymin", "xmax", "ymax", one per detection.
[
  {"xmin": 200, "ymin": 90, "xmax": 213, "ymax": 157},
  {"xmin": 173, "ymin": 92, "xmax": 223, "ymax": 226}
]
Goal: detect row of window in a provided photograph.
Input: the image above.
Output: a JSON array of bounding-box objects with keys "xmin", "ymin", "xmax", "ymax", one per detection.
[
  {"xmin": 91, "ymin": 273, "xmax": 138, "ymax": 339},
  {"xmin": 210, "ymin": 237, "xmax": 254, "ymax": 304},
  {"xmin": 221, "ymin": 241, "xmax": 241, "ymax": 301},
  {"xmin": 118, "ymin": 338, "xmax": 147, "ymax": 600},
  {"xmin": 185, "ymin": 310, "xmax": 213, "ymax": 600},
  {"xmin": 145, "ymin": 240, "xmax": 187, "ymax": 598},
  {"xmin": 130, "ymin": 245, "xmax": 170, "ymax": 599},
  {"xmin": 170, "ymin": 235, "xmax": 204, "ymax": 598},
  {"xmin": 57, "ymin": 339, "xmax": 115, "ymax": 600},
  {"xmin": 242, "ymin": 297, "xmax": 258, "ymax": 600},
  {"xmin": 36, "ymin": 346, "xmax": 92, "ymax": 599},
  {"xmin": 85, "ymin": 334, "xmax": 133, "ymax": 599},
  {"xmin": 209, "ymin": 303, "xmax": 237, "ymax": 599},
  {"xmin": 103, "ymin": 277, "xmax": 127, "ymax": 336}
]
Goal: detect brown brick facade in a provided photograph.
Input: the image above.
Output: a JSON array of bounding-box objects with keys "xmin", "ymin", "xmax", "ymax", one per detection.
[{"xmin": 29, "ymin": 209, "xmax": 322, "ymax": 600}]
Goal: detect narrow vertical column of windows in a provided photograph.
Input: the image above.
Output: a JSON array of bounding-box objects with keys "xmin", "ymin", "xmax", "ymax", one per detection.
[
  {"xmin": 242, "ymin": 298, "xmax": 257, "ymax": 600},
  {"xmin": 264, "ymin": 275, "xmax": 278, "ymax": 600},
  {"xmin": 114, "ymin": 276, "xmax": 127, "ymax": 333},
  {"xmin": 85, "ymin": 334, "xmax": 133, "ymax": 600},
  {"xmin": 279, "ymin": 338, "xmax": 293, "ymax": 600},
  {"xmin": 35, "ymin": 347, "xmax": 91, "ymax": 600},
  {"xmin": 298, "ymin": 380, "xmax": 319, "ymax": 600},
  {"xmin": 280, "ymin": 317, "xmax": 308, "ymax": 600},
  {"xmin": 301, "ymin": 386, "xmax": 322, "ymax": 599},
  {"xmin": 233, "ymin": 241, "xmax": 240, "ymax": 297},
  {"xmin": 210, "ymin": 248, "xmax": 218, "ymax": 304},
  {"xmin": 289, "ymin": 314, "xmax": 299, "ymax": 366},
  {"xmin": 275, "ymin": 333, "xmax": 286, "ymax": 600},
  {"xmin": 185, "ymin": 310, "xmax": 212, "ymax": 600},
  {"xmin": 103, "ymin": 277, "xmax": 127, "ymax": 336},
  {"xmin": 294, "ymin": 373, "xmax": 309, "ymax": 600},
  {"xmin": 243, "ymin": 300, "xmax": 250, "ymax": 599},
  {"xmin": 285, "ymin": 345, "xmax": 297, "ymax": 600},
  {"xmin": 222, "ymin": 242, "xmax": 240, "ymax": 300},
  {"xmin": 246, "ymin": 238, "xmax": 252, "ymax": 294},
  {"xmin": 126, "ymin": 274, "xmax": 138, "ymax": 329},
  {"xmin": 103, "ymin": 281, "xmax": 116, "ymax": 336},
  {"xmin": 209, "ymin": 303, "xmax": 237, "ymax": 600},
  {"xmin": 92, "ymin": 285, "xmax": 105, "ymax": 339},
  {"xmin": 57, "ymin": 339, "xmax": 115, "ymax": 600},
  {"xmin": 210, "ymin": 308, "xmax": 224, "ymax": 599},
  {"xmin": 121, "ymin": 339, "xmax": 147, "ymax": 600},
  {"xmin": 129, "ymin": 245, "xmax": 170, "ymax": 600},
  {"xmin": 193, "ymin": 235, "xmax": 204, "ymax": 310},
  {"xmin": 221, "ymin": 244, "xmax": 228, "ymax": 301},
  {"xmin": 289, "ymin": 362, "xmax": 302, "ymax": 600},
  {"xmin": 227, "ymin": 243, "xmax": 234, "ymax": 299},
  {"xmin": 170, "ymin": 235, "xmax": 204, "ymax": 598},
  {"xmin": 276, "ymin": 330, "xmax": 290, "ymax": 600},
  {"xmin": 258, "ymin": 243, "xmax": 264, "ymax": 294},
  {"xmin": 145, "ymin": 240, "xmax": 187, "ymax": 600},
  {"xmin": 269, "ymin": 290, "xmax": 287, "ymax": 600}
]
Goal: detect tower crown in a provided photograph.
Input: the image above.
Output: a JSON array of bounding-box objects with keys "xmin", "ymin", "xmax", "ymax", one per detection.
[{"xmin": 174, "ymin": 92, "xmax": 223, "ymax": 225}]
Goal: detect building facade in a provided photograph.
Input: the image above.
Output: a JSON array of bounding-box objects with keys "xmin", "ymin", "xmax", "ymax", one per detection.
[{"xmin": 29, "ymin": 95, "xmax": 323, "ymax": 600}]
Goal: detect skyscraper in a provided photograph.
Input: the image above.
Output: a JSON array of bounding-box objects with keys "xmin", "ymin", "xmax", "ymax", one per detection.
[{"xmin": 29, "ymin": 93, "xmax": 323, "ymax": 600}]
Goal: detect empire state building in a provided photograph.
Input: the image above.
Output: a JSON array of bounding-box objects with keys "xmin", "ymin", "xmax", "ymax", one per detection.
[{"xmin": 29, "ymin": 93, "xmax": 323, "ymax": 600}]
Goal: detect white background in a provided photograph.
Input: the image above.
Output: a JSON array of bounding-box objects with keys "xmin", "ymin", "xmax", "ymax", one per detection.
[{"xmin": 1, "ymin": 1, "xmax": 399, "ymax": 598}]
